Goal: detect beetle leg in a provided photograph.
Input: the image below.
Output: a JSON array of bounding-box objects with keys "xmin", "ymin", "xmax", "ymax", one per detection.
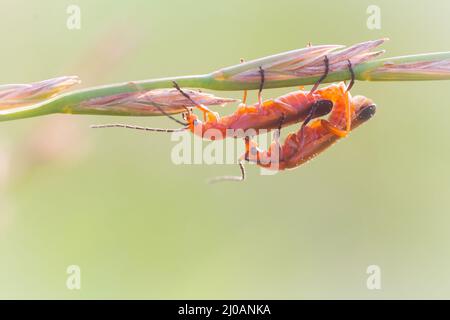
[
  {"xmin": 240, "ymin": 58, "xmax": 248, "ymax": 107},
  {"xmin": 309, "ymin": 55, "xmax": 329, "ymax": 94},
  {"xmin": 257, "ymin": 66, "xmax": 265, "ymax": 108},
  {"xmin": 320, "ymin": 119, "xmax": 348, "ymax": 137},
  {"xmin": 346, "ymin": 59, "xmax": 355, "ymax": 93},
  {"xmin": 274, "ymin": 112, "xmax": 286, "ymax": 144},
  {"xmin": 341, "ymin": 60, "xmax": 356, "ymax": 134}
]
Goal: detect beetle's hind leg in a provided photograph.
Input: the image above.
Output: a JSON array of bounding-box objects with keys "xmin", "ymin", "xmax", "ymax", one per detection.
[
  {"xmin": 342, "ymin": 59, "xmax": 356, "ymax": 133},
  {"xmin": 309, "ymin": 55, "xmax": 329, "ymax": 94},
  {"xmin": 346, "ymin": 59, "xmax": 355, "ymax": 92},
  {"xmin": 257, "ymin": 66, "xmax": 265, "ymax": 108},
  {"xmin": 272, "ymin": 113, "xmax": 287, "ymax": 161}
]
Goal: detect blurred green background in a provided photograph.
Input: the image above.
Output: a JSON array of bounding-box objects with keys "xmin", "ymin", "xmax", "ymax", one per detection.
[{"xmin": 1, "ymin": 0, "xmax": 450, "ymax": 299}]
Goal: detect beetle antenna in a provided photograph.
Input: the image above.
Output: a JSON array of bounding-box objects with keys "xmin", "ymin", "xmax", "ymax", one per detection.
[
  {"xmin": 173, "ymin": 81, "xmax": 201, "ymax": 107},
  {"xmin": 90, "ymin": 123, "xmax": 188, "ymax": 132},
  {"xmin": 151, "ymin": 102, "xmax": 189, "ymax": 126},
  {"xmin": 208, "ymin": 161, "xmax": 246, "ymax": 184}
]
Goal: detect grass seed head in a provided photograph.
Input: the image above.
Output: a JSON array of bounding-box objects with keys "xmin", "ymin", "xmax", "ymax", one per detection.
[{"xmin": 0, "ymin": 76, "xmax": 80, "ymax": 110}]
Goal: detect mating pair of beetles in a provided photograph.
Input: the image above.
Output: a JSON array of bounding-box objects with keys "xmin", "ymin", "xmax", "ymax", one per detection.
[{"xmin": 93, "ymin": 57, "xmax": 376, "ymax": 182}]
